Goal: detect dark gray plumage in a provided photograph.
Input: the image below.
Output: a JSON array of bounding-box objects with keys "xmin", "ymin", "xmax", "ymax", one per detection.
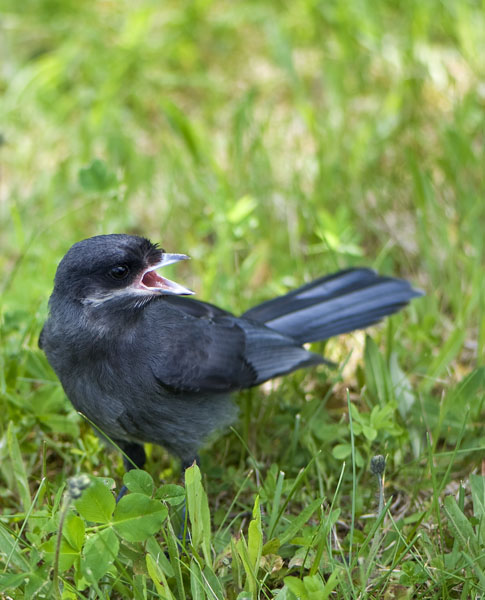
[{"xmin": 40, "ymin": 234, "xmax": 422, "ymax": 472}]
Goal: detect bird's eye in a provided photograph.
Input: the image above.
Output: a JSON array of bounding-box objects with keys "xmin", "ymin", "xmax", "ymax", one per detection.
[{"xmin": 109, "ymin": 265, "xmax": 130, "ymax": 280}]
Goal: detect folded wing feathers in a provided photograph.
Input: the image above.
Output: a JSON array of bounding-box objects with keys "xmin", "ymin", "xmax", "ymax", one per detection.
[{"xmin": 239, "ymin": 320, "xmax": 324, "ymax": 384}]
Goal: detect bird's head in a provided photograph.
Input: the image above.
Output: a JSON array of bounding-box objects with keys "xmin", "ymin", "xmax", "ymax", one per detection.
[{"xmin": 52, "ymin": 234, "xmax": 193, "ymax": 309}]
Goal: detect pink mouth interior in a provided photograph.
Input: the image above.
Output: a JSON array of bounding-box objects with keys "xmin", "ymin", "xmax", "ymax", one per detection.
[{"xmin": 141, "ymin": 270, "xmax": 166, "ymax": 289}]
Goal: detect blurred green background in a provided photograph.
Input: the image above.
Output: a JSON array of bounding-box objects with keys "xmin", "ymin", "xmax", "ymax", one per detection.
[
  {"xmin": 2, "ymin": 0, "xmax": 483, "ymax": 325},
  {"xmin": 1, "ymin": 0, "xmax": 485, "ymax": 597}
]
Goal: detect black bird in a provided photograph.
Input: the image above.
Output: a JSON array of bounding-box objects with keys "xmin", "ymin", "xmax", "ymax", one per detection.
[{"xmin": 40, "ymin": 234, "xmax": 422, "ymax": 475}]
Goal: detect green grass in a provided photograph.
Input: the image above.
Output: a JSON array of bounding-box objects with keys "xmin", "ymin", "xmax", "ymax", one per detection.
[{"xmin": 1, "ymin": 0, "xmax": 484, "ymax": 597}]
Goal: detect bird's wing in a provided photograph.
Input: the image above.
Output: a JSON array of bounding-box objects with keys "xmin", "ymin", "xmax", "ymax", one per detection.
[
  {"xmin": 145, "ymin": 297, "xmax": 323, "ymax": 394},
  {"xmin": 160, "ymin": 295, "xmax": 234, "ymax": 319}
]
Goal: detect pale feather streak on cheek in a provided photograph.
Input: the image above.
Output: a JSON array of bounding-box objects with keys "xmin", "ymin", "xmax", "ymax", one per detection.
[{"xmin": 80, "ymin": 286, "xmax": 155, "ymax": 307}]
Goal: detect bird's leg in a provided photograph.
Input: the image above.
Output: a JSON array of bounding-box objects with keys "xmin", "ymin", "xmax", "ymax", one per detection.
[
  {"xmin": 116, "ymin": 441, "xmax": 146, "ymax": 502},
  {"xmin": 121, "ymin": 442, "xmax": 147, "ymax": 471}
]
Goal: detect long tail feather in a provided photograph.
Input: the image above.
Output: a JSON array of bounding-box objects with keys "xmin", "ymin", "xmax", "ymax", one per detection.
[{"xmin": 242, "ymin": 268, "xmax": 422, "ymax": 344}]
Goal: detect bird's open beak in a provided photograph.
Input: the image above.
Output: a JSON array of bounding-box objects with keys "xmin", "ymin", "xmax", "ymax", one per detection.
[{"xmin": 138, "ymin": 253, "xmax": 194, "ymax": 296}]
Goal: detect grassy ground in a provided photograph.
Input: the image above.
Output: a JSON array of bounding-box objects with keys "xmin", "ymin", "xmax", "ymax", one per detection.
[{"xmin": 1, "ymin": 0, "xmax": 484, "ymax": 597}]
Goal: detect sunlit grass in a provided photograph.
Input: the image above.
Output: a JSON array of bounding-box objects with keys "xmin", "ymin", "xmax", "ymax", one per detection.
[{"xmin": 1, "ymin": 0, "xmax": 484, "ymax": 597}]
